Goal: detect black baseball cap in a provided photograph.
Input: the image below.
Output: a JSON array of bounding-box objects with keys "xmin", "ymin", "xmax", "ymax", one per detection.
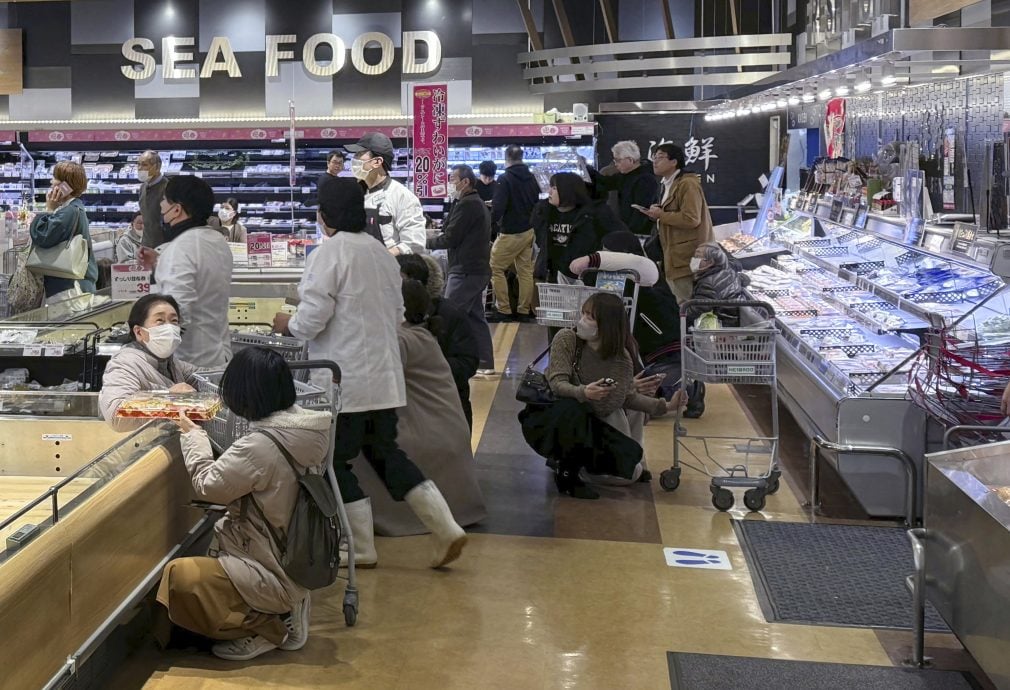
[
  {"xmin": 318, "ymin": 177, "xmax": 366, "ymax": 233},
  {"xmin": 344, "ymin": 132, "xmax": 394, "ymax": 168}
]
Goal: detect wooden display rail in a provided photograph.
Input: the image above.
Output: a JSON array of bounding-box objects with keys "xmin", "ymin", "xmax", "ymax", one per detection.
[{"xmin": 0, "ymin": 434, "xmax": 202, "ymax": 690}]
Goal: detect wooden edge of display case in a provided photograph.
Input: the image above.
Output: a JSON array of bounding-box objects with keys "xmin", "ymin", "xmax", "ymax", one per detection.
[{"xmin": 0, "ymin": 437, "xmax": 202, "ymax": 690}]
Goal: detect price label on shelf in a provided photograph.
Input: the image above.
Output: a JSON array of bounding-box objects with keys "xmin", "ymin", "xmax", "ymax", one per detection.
[
  {"xmin": 43, "ymin": 345, "xmax": 65, "ymax": 357},
  {"xmin": 228, "ymin": 242, "xmax": 248, "ymax": 263},
  {"xmin": 247, "ymin": 232, "xmax": 273, "ymax": 267},
  {"xmin": 111, "ymin": 263, "xmax": 152, "ymax": 301},
  {"xmin": 22, "ymin": 345, "xmax": 42, "ymax": 357},
  {"xmin": 271, "ymin": 240, "xmax": 289, "ymax": 265}
]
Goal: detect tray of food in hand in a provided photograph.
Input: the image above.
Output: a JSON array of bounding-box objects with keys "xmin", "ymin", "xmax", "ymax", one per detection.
[{"xmin": 115, "ymin": 391, "xmax": 223, "ymax": 421}]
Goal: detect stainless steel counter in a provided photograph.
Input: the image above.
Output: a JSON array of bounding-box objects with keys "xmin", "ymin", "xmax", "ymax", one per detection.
[{"xmin": 925, "ymin": 442, "xmax": 1010, "ymax": 689}]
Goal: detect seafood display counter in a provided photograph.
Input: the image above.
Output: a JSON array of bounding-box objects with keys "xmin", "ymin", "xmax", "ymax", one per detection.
[
  {"xmin": 725, "ymin": 199, "xmax": 1010, "ymax": 522},
  {"xmin": 0, "ymin": 421, "xmax": 205, "ymax": 690}
]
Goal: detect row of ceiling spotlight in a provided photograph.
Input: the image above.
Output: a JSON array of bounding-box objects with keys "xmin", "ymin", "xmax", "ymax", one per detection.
[{"xmin": 704, "ymin": 71, "xmax": 900, "ymax": 121}]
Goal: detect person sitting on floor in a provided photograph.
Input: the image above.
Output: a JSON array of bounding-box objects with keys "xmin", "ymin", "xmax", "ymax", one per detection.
[
  {"xmin": 397, "ymin": 253, "xmax": 479, "ymax": 429},
  {"xmin": 157, "ymin": 347, "xmax": 331, "ymax": 661},
  {"xmin": 520, "ymin": 292, "xmax": 682, "ymax": 499},
  {"xmin": 352, "ymin": 279, "xmax": 487, "ymax": 536},
  {"xmin": 681, "ymin": 242, "xmax": 750, "ymax": 418}
]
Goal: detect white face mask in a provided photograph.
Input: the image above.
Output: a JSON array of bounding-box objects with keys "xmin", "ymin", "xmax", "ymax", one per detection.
[
  {"xmin": 448, "ymin": 184, "xmax": 461, "ymax": 201},
  {"xmin": 137, "ymin": 169, "xmax": 150, "ymax": 183},
  {"xmin": 351, "ymin": 158, "xmax": 368, "ymax": 180},
  {"xmin": 218, "ymin": 209, "xmax": 235, "ymax": 223},
  {"xmin": 576, "ymin": 316, "xmax": 598, "ymax": 341},
  {"xmin": 142, "ymin": 323, "xmax": 182, "ymax": 359},
  {"xmin": 690, "ymin": 257, "xmax": 703, "ymax": 272}
]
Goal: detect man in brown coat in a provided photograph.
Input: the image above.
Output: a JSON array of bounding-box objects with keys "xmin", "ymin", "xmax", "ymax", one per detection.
[{"xmin": 642, "ymin": 143, "xmax": 714, "ymax": 302}]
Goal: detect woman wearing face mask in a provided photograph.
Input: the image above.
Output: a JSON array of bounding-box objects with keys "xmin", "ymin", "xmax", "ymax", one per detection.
[
  {"xmin": 99, "ymin": 294, "xmax": 197, "ymax": 432},
  {"xmin": 526, "ymin": 292, "xmax": 682, "ymax": 499},
  {"xmin": 116, "ymin": 213, "xmax": 145, "ymax": 263},
  {"xmin": 217, "ymin": 198, "xmax": 247, "ymax": 243},
  {"xmin": 29, "ymin": 160, "xmax": 98, "ymax": 303},
  {"xmin": 530, "ymin": 172, "xmax": 627, "ymax": 285}
]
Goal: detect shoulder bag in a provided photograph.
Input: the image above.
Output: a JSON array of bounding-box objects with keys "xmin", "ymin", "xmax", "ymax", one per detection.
[
  {"xmin": 27, "ymin": 204, "xmax": 90, "ymax": 280},
  {"xmin": 7, "ymin": 244, "xmax": 44, "ymax": 314},
  {"xmin": 515, "ymin": 334, "xmax": 583, "ymax": 406}
]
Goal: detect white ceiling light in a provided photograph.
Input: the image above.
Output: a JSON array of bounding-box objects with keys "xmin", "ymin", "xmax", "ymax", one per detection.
[
  {"xmin": 788, "ymin": 95, "xmax": 800, "ymax": 106},
  {"xmin": 881, "ymin": 74, "xmax": 897, "ymax": 86},
  {"xmin": 854, "ymin": 80, "xmax": 872, "ymax": 92},
  {"xmin": 776, "ymin": 99, "xmax": 787, "ymax": 108},
  {"xmin": 802, "ymin": 92, "xmax": 815, "ymax": 103},
  {"xmin": 818, "ymin": 88, "xmax": 833, "ymax": 100},
  {"xmin": 835, "ymin": 85, "xmax": 850, "ymax": 96},
  {"xmin": 761, "ymin": 102, "xmax": 776, "ymax": 112},
  {"xmin": 736, "ymin": 107, "xmax": 749, "ymax": 117}
]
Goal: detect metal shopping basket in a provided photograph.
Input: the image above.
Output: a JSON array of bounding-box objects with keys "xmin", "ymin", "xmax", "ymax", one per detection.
[
  {"xmin": 659, "ymin": 299, "xmax": 782, "ymax": 513},
  {"xmin": 535, "ymin": 269, "xmax": 641, "ymax": 328},
  {"xmin": 229, "ymin": 326, "xmax": 311, "ymax": 382},
  {"xmin": 192, "ymin": 359, "xmax": 359, "ymax": 627}
]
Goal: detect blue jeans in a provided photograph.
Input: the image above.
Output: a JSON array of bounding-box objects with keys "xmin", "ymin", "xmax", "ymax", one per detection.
[{"xmin": 445, "ymin": 271, "xmax": 494, "ymax": 369}]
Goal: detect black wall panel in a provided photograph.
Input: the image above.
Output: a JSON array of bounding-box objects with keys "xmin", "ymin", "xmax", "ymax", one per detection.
[
  {"xmin": 199, "ymin": 53, "xmax": 266, "ymax": 117},
  {"xmin": 134, "ymin": 0, "xmax": 199, "ymax": 61},
  {"xmin": 10, "ymin": 2, "xmax": 72, "ymax": 68},
  {"xmin": 71, "ymin": 53, "xmax": 136, "ymax": 118}
]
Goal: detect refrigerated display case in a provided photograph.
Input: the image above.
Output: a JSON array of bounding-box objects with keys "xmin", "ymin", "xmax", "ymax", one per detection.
[{"xmin": 725, "ymin": 197, "xmax": 1010, "ymax": 522}]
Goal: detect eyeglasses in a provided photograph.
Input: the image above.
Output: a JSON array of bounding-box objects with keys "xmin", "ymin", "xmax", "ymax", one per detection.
[{"xmin": 653, "ymin": 154, "xmax": 670, "ymax": 161}]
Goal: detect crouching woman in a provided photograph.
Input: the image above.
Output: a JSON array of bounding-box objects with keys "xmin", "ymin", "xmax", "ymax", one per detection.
[{"xmin": 156, "ymin": 347, "xmax": 331, "ymax": 661}]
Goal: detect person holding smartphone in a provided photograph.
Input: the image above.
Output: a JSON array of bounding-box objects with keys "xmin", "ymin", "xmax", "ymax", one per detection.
[
  {"xmin": 531, "ymin": 292, "xmax": 682, "ymax": 499},
  {"xmin": 29, "ymin": 161, "xmax": 98, "ymax": 303}
]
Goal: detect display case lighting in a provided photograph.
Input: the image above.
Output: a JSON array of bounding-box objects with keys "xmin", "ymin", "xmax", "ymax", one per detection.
[
  {"xmin": 788, "ymin": 95, "xmax": 800, "ymax": 106},
  {"xmin": 802, "ymin": 92, "xmax": 815, "ymax": 103},
  {"xmin": 776, "ymin": 99, "xmax": 787, "ymax": 108},
  {"xmin": 881, "ymin": 74, "xmax": 897, "ymax": 86},
  {"xmin": 761, "ymin": 102, "xmax": 776, "ymax": 112},
  {"xmin": 854, "ymin": 80, "xmax": 872, "ymax": 93},
  {"xmin": 835, "ymin": 85, "xmax": 850, "ymax": 96},
  {"xmin": 736, "ymin": 107, "xmax": 749, "ymax": 117},
  {"xmin": 818, "ymin": 88, "xmax": 833, "ymax": 100}
]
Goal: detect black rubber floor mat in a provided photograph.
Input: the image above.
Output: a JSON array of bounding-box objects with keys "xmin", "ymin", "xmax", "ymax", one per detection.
[
  {"xmin": 668, "ymin": 652, "xmax": 979, "ymax": 690},
  {"xmin": 732, "ymin": 519, "xmax": 950, "ymax": 632}
]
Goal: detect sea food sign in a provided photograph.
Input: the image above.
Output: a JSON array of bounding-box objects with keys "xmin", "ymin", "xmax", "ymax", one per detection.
[{"xmin": 120, "ymin": 31, "xmax": 442, "ymax": 80}]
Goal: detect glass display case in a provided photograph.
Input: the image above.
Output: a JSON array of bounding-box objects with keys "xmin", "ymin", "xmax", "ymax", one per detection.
[{"xmin": 724, "ymin": 196, "xmax": 1010, "ymax": 520}]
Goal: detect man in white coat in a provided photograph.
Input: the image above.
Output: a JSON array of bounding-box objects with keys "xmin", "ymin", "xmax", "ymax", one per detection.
[
  {"xmin": 272, "ymin": 178, "xmax": 466, "ymax": 570},
  {"xmin": 140, "ymin": 176, "xmax": 232, "ymax": 369},
  {"xmin": 343, "ymin": 132, "xmax": 427, "ymax": 256}
]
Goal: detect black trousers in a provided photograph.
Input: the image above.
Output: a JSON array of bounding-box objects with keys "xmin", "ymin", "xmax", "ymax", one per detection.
[{"xmin": 332, "ymin": 409, "xmax": 426, "ymax": 504}]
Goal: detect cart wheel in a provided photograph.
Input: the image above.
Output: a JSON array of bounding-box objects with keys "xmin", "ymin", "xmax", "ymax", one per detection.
[
  {"xmin": 711, "ymin": 488, "xmax": 734, "ymax": 511},
  {"xmin": 744, "ymin": 489, "xmax": 767, "ymax": 512},
  {"xmin": 766, "ymin": 471, "xmax": 782, "ymax": 495},
  {"xmin": 343, "ymin": 603, "xmax": 357, "ymax": 627},
  {"xmin": 660, "ymin": 468, "xmax": 681, "ymax": 492}
]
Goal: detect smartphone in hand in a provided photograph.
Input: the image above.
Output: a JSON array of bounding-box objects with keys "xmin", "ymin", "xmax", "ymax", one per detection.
[
  {"xmin": 631, "ymin": 204, "xmax": 648, "ymax": 212},
  {"xmin": 53, "ymin": 181, "xmax": 73, "ymax": 199}
]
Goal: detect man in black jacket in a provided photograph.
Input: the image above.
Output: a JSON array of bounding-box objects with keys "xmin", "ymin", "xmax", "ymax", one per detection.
[
  {"xmin": 428, "ymin": 165, "xmax": 495, "ymax": 377},
  {"xmin": 398, "ymin": 253, "xmax": 480, "ymax": 430},
  {"xmin": 591, "ymin": 140, "xmax": 660, "ymax": 237},
  {"xmin": 489, "ymin": 144, "xmax": 540, "ymax": 322}
]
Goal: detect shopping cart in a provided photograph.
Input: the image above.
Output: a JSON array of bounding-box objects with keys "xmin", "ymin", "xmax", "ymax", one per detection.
[
  {"xmin": 229, "ymin": 326, "xmax": 311, "ymax": 383},
  {"xmin": 192, "ymin": 359, "xmax": 359, "ymax": 627},
  {"xmin": 659, "ymin": 299, "xmax": 782, "ymax": 512},
  {"xmin": 535, "ymin": 269, "xmax": 641, "ymax": 328}
]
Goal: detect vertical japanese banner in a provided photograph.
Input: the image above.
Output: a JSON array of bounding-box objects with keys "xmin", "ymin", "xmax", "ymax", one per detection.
[
  {"xmin": 824, "ymin": 98, "xmax": 846, "ymax": 158},
  {"xmin": 412, "ymin": 84, "xmax": 449, "ymax": 198}
]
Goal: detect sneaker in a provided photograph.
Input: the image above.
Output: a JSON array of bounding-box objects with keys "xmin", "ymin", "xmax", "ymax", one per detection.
[
  {"xmin": 475, "ymin": 368, "xmax": 498, "ymax": 377},
  {"xmin": 279, "ymin": 596, "xmax": 310, "ymax": 651},
  {"xmin": 212, "ymin": 635, "xmax": 280, "ymax": 661}
]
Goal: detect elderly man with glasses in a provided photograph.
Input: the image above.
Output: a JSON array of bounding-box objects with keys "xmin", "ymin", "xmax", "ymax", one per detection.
[{"xmin": 590, "ymin": 139, "xmax": 660, "ymax": 237}]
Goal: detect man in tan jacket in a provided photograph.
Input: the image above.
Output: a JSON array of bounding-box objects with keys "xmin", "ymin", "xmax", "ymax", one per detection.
[{"xmin": 642, "ymin": 143, "xmax": 714, "ymax": 303}]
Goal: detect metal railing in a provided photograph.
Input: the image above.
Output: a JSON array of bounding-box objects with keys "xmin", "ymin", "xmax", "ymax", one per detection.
[{"xmin": 518, "ymin": 34, "xmax": 792, "ymax": 95}]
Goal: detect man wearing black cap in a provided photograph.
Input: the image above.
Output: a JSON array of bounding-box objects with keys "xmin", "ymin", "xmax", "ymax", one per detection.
[
  {"xmin": 344, "ymin": 132, "xmax": 427, "ymax": 256},
  {"xmin": 273, "ymin": 177, "xmax": 467, "ymax": 570}
]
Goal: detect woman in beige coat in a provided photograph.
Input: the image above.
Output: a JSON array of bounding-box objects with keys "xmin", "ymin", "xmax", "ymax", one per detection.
[
  {"xmin": 355, "ymin": 279, "xmax": 487, "ymax": 537},
  {"xmin": 99, "ymin": 294, "xmax": 198, "ymax": 432},
  {"xmin": 157, "ymin": 347, "xmax": 331, "ymax": 662}
]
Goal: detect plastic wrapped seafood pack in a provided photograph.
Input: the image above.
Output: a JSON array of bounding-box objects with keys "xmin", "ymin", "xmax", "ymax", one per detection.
[{"xmin": 115, "ymin": 391, "xmax": 223, "ymax": 421}]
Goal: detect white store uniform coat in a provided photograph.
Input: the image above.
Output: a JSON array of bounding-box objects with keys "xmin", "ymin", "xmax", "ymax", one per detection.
[
  {"xmin": 153, "ymin": 225, "xmax": 233, "ymax": 369},
  {"xmin": 287, "ymin": 231, "xmax": 407, "ymax": 413}
]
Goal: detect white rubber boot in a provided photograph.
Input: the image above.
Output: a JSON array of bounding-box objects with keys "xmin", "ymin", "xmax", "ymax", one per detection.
[
  {"xmin": 404, "ymin": 480, "xmax": 467, "ymax": 568},
  {"xmin": 342, "ymin": 498, "xmax": 377, "ymax": 569}
]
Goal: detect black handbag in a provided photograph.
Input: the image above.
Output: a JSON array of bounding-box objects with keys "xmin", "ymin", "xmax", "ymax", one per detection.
[{"xmin": 515, "ymin": 337, "xmax": 582, "ymax": 406}]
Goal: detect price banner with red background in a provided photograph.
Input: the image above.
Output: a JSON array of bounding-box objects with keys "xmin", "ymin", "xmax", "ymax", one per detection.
[{"xmin": 412, "ymin": 84, "xmax": 448, "ymax": 199}]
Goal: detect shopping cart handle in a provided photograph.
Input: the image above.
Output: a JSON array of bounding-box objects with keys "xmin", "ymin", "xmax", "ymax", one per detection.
[
  {"xmin": 288, "ymin": 359, "xmax": 342, "ymax": 385},
  {"xmin": 578, "ymin": 268, "xmax": 641, "ymax": 283},
  {"xmin": 678, "ymin": 299, "xmax": 775, "ymax": 318}
]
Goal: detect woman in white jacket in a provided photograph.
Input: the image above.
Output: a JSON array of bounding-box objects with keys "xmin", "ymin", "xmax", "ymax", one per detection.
[
  {"xmin": 158, "ymin": 347, "xmax": 330, "ymax": 662},
  {"xmin": 99, "ymin": 294, "xmax": 198, "ymax": 432},
  {"xmin": 272, "ymin": 177, "xmax": 466, "ymax": 570}
]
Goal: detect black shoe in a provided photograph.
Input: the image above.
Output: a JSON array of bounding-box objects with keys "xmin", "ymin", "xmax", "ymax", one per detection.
[
  {"xmin": 554, "ymin": 468, "xmax": 600, "ymax": 499},
  {"xmin": 515, "ymin": 312, "xmax": 535, "ymax": 323},
  {"xmin": 682, "ymin": 402, "xmax": 705, "ymax": 419},
  {"xmin": 486, "ymin": 311, "xmax": 514, "ymax": 323},
  {"xmin": 638, "ymin": 469, "xmax": 653, "ymax": 483}
]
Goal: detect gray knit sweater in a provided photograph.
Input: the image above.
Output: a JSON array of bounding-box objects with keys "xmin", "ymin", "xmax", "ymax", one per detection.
[{"xmin": 547, "ymin": 329, "xmax": 668, "ymax": 418}]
